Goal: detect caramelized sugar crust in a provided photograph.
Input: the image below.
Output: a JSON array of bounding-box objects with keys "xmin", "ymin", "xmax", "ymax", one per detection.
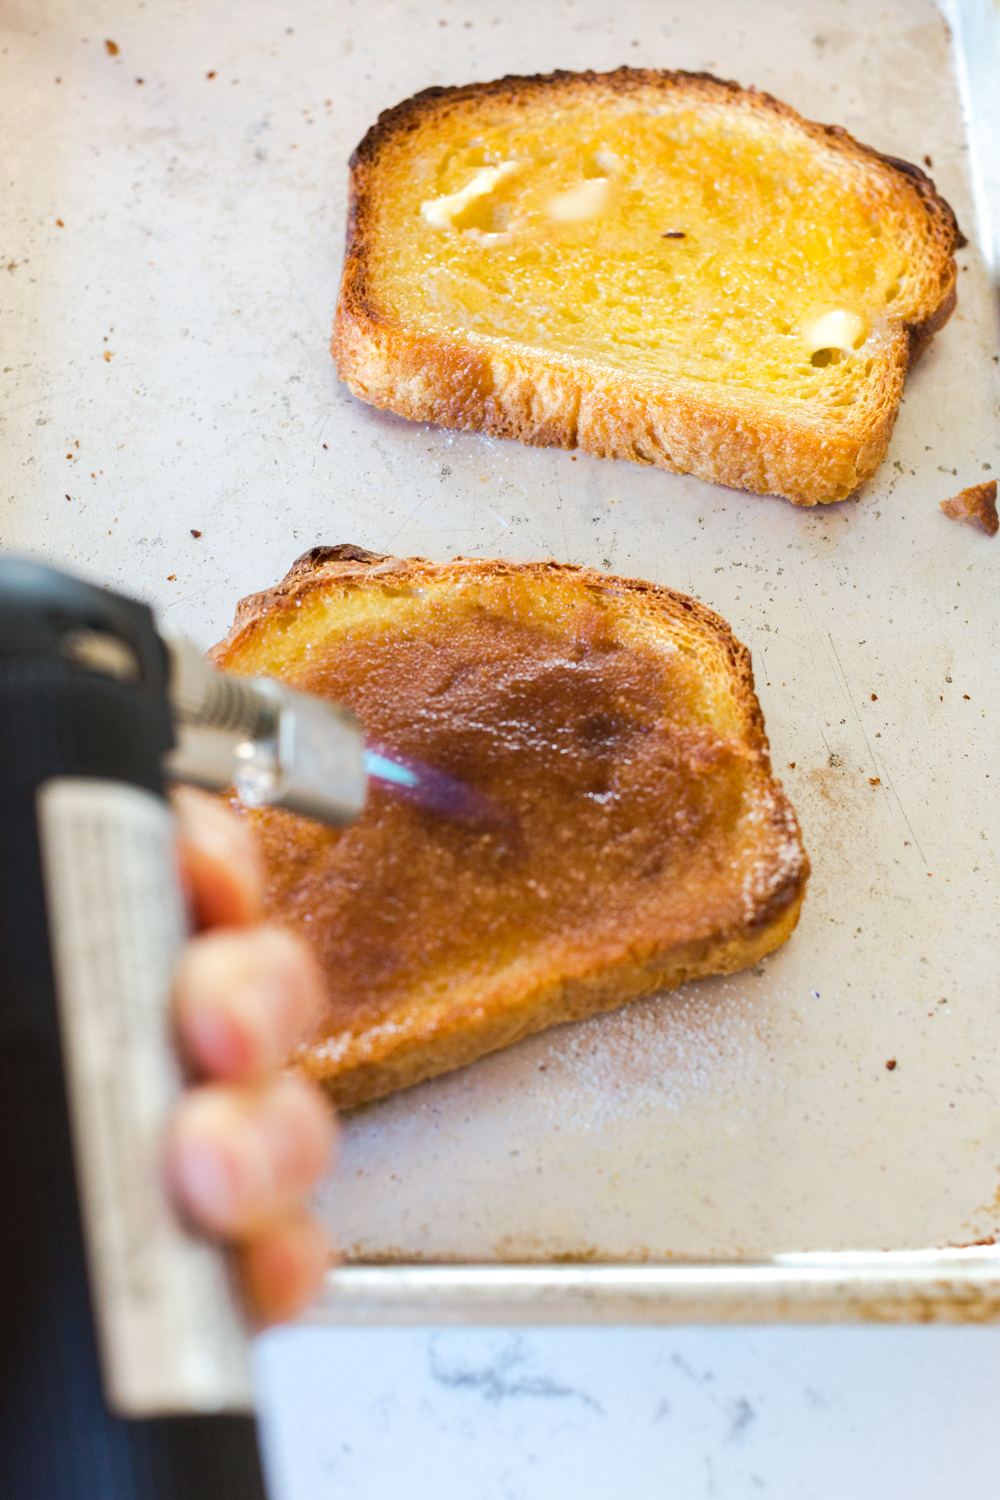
[{"xmin": 213, "ymin": 550, "xmax": 809, "ymax": 1105}]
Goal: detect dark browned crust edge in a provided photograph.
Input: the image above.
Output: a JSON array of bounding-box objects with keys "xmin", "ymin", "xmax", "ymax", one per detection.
[
  {"xmin": 334, "ymin": 68, "xmax": 962, "ymax": 502},
  {"xmin": 280, "ymin": 543, "xmax": 389, "ymax": 583}
]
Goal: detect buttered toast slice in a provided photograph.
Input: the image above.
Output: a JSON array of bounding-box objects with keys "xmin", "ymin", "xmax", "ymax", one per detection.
[
  {"xmin": 212, "ymin": 547, "xmax": 809, "ymax": 1110},
  {"xmin": 334, "ymin": 69, "xmax": 962, "ymax": 506}
]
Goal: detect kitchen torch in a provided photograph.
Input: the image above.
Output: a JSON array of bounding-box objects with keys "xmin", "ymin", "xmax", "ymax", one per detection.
[{"xmin": 0, "ymin": 557, "xmax": 489, "ymax": 1500}]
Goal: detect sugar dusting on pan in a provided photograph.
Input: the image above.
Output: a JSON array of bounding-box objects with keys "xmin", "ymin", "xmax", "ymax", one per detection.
[{"xmin": 530, "ymin": 978, "xmax": 777, "ymax": 1130}]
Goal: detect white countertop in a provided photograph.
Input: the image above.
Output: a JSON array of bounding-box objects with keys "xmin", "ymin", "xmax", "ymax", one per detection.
[{"xmin": 255, "ymin": 1323, "xmax": 1000, "ymax": 1499}]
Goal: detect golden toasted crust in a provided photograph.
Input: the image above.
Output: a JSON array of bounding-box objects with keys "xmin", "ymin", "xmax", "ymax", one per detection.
[
  {"xmin": 333, "ymin": 68, "xmax": 962, "ymax": 506},
  {"xmin": 213, "ymin": 548, "xmax": 809, "ymax": 1110}
]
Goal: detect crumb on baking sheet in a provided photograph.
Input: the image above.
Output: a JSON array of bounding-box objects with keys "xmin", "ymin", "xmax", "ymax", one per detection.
[{"xmin": 940, "ymin": 479, "xmax": 998, "ymax": 536}]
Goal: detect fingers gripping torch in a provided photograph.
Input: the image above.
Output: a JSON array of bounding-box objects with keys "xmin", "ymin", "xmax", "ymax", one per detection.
[{"xmin": 0, "ymin": 558, "xmax": 467, "ymax": 1500}]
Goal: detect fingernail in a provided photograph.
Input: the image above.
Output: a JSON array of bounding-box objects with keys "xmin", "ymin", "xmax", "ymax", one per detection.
[
  {"xmin": 177, "ymin": 1127, "xmax": 276, "ymax": 1228},
  {"xmin": 185, "ymin": 1006, "xmax": 250, "ymax": 1078},
  {"xmin": 209, "ymin": 972, "xmax": 287, "ymax": 1075},
  {"xmin": 173, "ymin": 1139, "xmax": 238, "ymax": 1224}
]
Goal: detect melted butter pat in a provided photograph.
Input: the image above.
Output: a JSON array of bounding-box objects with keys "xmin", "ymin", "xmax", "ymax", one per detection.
[
  {"xmin": 801, "ymin": 308, "xmax": 868, "ymax": 354},
  {"xmin": 545, "ymin": 177, "xmax": 610, "ymax": 223},
  {"xmin": 421, "ymin": 162, "xmax": 523, "ymax": 230}
]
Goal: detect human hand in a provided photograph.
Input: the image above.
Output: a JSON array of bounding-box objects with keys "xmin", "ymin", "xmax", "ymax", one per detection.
[{"xmin": 164, "ymin": 786, "xmax": 336, "ymax": 1326}]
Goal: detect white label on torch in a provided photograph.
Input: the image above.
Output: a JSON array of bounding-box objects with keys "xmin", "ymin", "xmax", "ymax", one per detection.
[{"xmin": 37, "ymin": 777, "xmax": 254, "ymax": 1418}]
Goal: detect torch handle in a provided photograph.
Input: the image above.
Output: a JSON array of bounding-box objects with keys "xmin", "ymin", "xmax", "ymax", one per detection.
[{"xmin": 0, "ymin": 561, "xmax": 268, "ymax": 1500}]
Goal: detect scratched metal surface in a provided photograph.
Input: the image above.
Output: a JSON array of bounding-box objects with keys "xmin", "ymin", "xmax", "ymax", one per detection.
[{"xmin": 2, "ymin": 0, "xmax": 998, "ymax": 1267}]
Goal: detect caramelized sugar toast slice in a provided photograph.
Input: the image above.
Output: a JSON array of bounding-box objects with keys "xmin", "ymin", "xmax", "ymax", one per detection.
[
  {"xmin": 212, "ymin": 547, "xmax": 809, "ymax": 1109},
  {"xmin": 334, "ymin": 68, "xmax": 962, "ymax": 506}
]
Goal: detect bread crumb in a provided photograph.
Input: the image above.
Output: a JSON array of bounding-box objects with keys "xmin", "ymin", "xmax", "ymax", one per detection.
[
  {"xmin": 885, "ymin": 1058, "xmax": 897, "ymax": 1071},
  {"xmin": 105, "ymin": 39, "xmax": 119, "ymax": 55},
  {"xmin": 190, "ymin": 528, "xmax": 202, "ymax": 538},
  {"xmin": 940, "ymin": 479, "xmax": 998, "ymax": 536}
]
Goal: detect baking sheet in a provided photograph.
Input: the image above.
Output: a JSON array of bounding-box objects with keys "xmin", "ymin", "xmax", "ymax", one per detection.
[{"xmin": 2, "ymin": 0, "xmax": 999, "ymax": 1290}]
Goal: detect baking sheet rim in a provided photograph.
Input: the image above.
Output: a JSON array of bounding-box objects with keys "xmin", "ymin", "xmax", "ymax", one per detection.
[{"xmin": 308, "ymin": 1251, "xmax": 1000, "ymax": 1325}]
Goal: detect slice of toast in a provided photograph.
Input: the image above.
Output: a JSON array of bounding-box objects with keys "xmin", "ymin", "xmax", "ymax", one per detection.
[
  {"xmin": 333, "ymin": 68, "xmax": 962, "ymax": 506},
  {"xmin": 211, "ymin": 547, "xmax": 809, "ymax": 1110}
]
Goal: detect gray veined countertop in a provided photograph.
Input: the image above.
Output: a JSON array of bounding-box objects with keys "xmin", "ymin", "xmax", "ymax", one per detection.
[{"xmin": 252, "ymin": 1321, "xmax": 1000, "ymax": 1500}]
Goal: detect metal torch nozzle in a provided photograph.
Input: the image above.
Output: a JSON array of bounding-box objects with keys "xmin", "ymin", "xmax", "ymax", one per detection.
[{"xmin": 162, "ymin": 638, "xmax": 365, "ymax": 827}]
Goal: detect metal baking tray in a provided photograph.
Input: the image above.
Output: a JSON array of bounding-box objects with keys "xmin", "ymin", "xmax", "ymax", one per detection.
[{"xmin": 2, "ymin": 0, "xmax": 998, "ymax": 1322}]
